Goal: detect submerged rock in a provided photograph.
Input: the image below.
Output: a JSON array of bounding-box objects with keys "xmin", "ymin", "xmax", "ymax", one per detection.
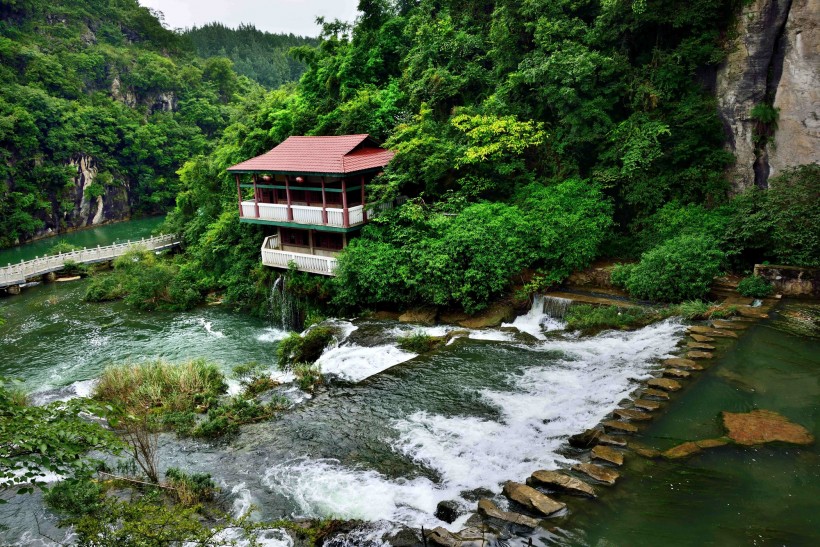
[
  {"xmin": 647, "ymin": 378, "xmax": 682, "ymax": 392},
  {"xmin": 572, "ymin": 462, "xmax": 619, "ymax": 485},
  {"xmin": 662, "ymin": 441, "xmax": 702, "ymax": 459},
  {"xmin": 477, "ymin": 498, "xmax": 541, "ymax": 529},
  {"xmin": 502, "ymin": 481, "xmax": 566, "ymax": 517},
  {"xmin": 629, "ymin": 443, "xmax": 661, "ymax": 459},
  {"xmin": 712, "ymin": 319, "xmax": 749, "ymax": 330},
  {"xmin": 435, "ymin": 500, "xmax": 462, "ymax": 524},
  {"xmin": 722, "ymin": 410, "xmax": 815, "ymax": 446},
  {"xmin": 687, "ymin": 326, "xmax": 738, "ymax": 338},
  {"xmin": 591, "ymin": 445, "xmax": 624, "ymax": 466},
  {"xmin": 527, "ymin": 470, "xmax": 597, "ymax": 498}
]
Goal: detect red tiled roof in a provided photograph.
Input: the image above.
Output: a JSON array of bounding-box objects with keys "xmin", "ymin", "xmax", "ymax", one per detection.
[{"xmin": 227, "ymin": 134, "xmax": 394, "ymax": 175}]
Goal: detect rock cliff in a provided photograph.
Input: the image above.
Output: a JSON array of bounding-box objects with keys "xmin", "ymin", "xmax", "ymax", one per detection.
[{"xmin": 717, "ymin": 0, "xmax": 819, "ymax": 192}]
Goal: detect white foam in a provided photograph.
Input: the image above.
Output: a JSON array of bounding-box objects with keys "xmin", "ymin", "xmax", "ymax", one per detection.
[
  {"xmin": 262, "ymin": 458, "xmax": 456, "ymax": 530},
  {"xmin": 503, "ymin": 312, "xmax": 565, "ymax": 340},
  {"xmin": 392, "ymin": 319, "xmax": 685, "ymax": 494},
  {"xmin": 71, "ymin": 379, "xmax": 97, "ymax": 398},
  {"xmin": 467, "ymin": 329, "xmax": 516, "ymax": 342},
  {"xmin": 199, "ymin": 318, "xmax": 225, "ymax": 338},
  {"xmin": 388, "ymin": 324, "xmax": 456, "ymax": 338},
  {"xmin": 316, "ymin": 345, "xmax": 418, "ymax": 382},
  {"xmin": 257, "ymin": 328, "xmax": 289, "ymax": 343}
]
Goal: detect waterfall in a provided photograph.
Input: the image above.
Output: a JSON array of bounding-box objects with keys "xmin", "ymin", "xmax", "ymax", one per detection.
[
  {"xmin": 269, "ymin": 275, "xmax": 298, "ymax": 331},
  {"xmin": 540, "ymin": 294, "xmax": 572, "ymax": 320}
]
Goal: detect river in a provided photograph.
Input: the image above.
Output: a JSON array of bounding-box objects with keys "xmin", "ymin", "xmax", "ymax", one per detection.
[{"xmin": 0, "ymin": 223, "xmax": 818, "ymax": 545}]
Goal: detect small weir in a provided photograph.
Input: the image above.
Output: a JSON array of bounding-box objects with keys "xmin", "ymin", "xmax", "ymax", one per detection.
[
  {"xmin": 269, "ymin": 275, "xmax": 299, "ymax": 331},
  {"xmin": 505, "ymin": 294, "xmax": 572, "ymax": 340}
]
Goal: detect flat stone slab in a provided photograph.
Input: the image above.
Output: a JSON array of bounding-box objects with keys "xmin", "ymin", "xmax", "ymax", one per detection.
[
  {"xmin": 687, "ymin": 351, "xmax": 714, "ymax": 360},
  {"xmin": 687, "ymin": 342, "xmax": 716, "ymax": 350},
  {"xmin": 629, "ymin": 443, "xmax": 661, "ymax": 458},
  {"xmin": 478, "ymin": 498, "xmax": 540, "ymax": 528},
  {"xmin": 687, "ymin": 326, "xmax": 738, "ymax": 338},
  {"xmin": 527, "ymin": 470, "xmax": 596, "ymax": 498},
  {"xmin": 642, "ymin": 388, "xmax": 670, "ymax": 400},
  {"xmin": 598, "ymin": 434, "xmax": 627, "ymax": 447},
  {"xmin": 735, "ymin": 307, "xmax": 769, "ymax": 319},
  {"xmin": 634, "ymin": 399, "xmax": 661, "ymax": 411},
  {"xmin": 712, "ymin": 319, "xmax": 749, "ymax": 330},
  {"xmin": 572, "ymin": 463, "xmax": 619, "ymax": 485},
  {"xmin": 591, "ymin": 445, "xmax": 624, "ymax": 466},
  {"xmin": 601, "ymin": 420, "xmax": 639, "ymax": 434},
  {"xmin": 690, "ymin": 334, "xmax": 716, "ymax": 343},
  {"xmin": 613, "ymin": 408, "xmax": 653, "ymax": 421},
  {"xmin": 568, "ymin": 429, "xmax": 602, "ymax": 449},
  {"xmin": 722, "ymin": 410, "xmax": 815, "ymax": 446},
  {"xmin": 663, "ymin": 368, "xmax": 692, "ymax": 379},
  {"xmin": 663, "ymin": 357, "xmax": 700, "ymax": 369},
  {"xmin": 502, "ymin": 482, "xmax": 566, "ymax": 517},
  {"xmin": 56, "ymin": 275, "xmax": 81, "ymax": 282},
  {"xmin": 647, "ymin": 378, "xmax": 682, "ymax": 392},
  {"xmin": 663, "ymin": 438, "xmax": 730, "ymax": 459}
]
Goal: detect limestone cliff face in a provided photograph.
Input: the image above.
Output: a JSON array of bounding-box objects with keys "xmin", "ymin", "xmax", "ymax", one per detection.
[
  {"xmin": 717, "ymin": 0, "xmax": 819, "ymax": 191},
  {"xmin": 768, "ymin": 0, "xmax": 820, "ymax": 179}
]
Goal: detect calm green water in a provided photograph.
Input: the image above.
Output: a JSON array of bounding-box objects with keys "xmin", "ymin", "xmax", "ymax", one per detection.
[
  {"xmin": 0, "ymin": 216, "xmax": 166, "ymax": 266},
  {"xmin": 0, "ymin": 270, "xmax": 818, "ymax": 546}
]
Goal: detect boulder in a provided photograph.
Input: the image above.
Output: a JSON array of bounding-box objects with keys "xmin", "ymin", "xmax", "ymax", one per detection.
[
  {"xmin": 568, "ymin": 428, "xmax": 602, "ymax": 448},
  {"xmin": 571, "ymin": 463, "xmax": 619, "ymax": 485},
  {"xmin": 435, "ymin": 500, "xmax": 461, "ymax": 524},
  {"xmin": 426, "ymin": 527, "xmax": 459, "ymax": 547},
  {"xmin": 527, "ymin": 470, "xmax": 596, "ymax": 498},
  {"xmin": 458, "ymin": 301, "xmax": 516, "ymax": 329},
  {"xmin": 477, "ymin": 498, "xmax": 540, "ymax": 528},
  {"xmin": 502, "ymin": 482, "xmax": 566, "ymax": 517},
  {"xmin": 722, "ymin": 409, "xmax": 815, "ymax": 445},
  {"xmin": 591, "ymin": 445, "xmax": 624, "ymax": 466},
  {"xmin": 647, "ymin": 378, "xmax": 682, "ymax": 392},
  {"xmin": 399, "ymin": 307, "xmax": 437, "ymax": 324}
]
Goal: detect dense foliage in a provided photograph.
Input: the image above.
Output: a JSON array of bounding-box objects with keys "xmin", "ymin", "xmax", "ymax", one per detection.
[
  {"xmin": 183, "ymin": 23, "xmax": 317, "ymax": 89},
  {"xmin": 736, "ymin": 275, "xmax": 773, "ymax": 298}
]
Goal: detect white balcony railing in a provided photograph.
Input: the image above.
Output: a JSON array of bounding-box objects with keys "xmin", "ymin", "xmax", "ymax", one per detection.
[
  {"xmin": 240, "ymin": 198, "xmax": 402, "ymax": 228},
  {"xmin": 260, "ymin": 235, "xmax": 338, "ymax": 276}
]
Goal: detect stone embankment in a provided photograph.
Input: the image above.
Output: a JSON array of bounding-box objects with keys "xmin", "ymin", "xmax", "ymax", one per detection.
[{"xmin": 423, "ymin": 295, "xmax": 797, "ymax": 547}]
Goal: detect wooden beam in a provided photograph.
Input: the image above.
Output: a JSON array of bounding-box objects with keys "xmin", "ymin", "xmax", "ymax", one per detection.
[
  {"xmin": 308, "ymin": 229, "xmax": 314, "ymax": 254},
  {"xmin": 285, "ymin": 175, "xmax": 294, "ymax": 221},
  {"xmin": 252, "ymin": 174, "xmax": 260, "ymax": 218},
  {"xmin": 342, "ymin": 177, "xmax": 349, "ymax": 228},
  {"xmin": 321, "ymin": 177, "xmax": 328, "ymax": 225}
]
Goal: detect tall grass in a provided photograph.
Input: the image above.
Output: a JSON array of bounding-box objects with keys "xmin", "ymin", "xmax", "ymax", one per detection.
[{"xmin": 94, "ymin": 359, "xmax": 227, "ymax": 414}]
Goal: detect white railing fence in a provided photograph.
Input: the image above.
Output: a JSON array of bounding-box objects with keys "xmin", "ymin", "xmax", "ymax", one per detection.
[
  {"xmin": 260, "ymin": 236, "xmax": 337, "ymax": 276},
  {"xmin": 240, "ymin": 197, "xmax": 404, "ymax": 228},
  {"xmin": 1, "ymin": 234, "xmax": 179, "ymax": 288}
]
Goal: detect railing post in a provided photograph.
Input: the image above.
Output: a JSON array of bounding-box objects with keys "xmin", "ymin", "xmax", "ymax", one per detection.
[
  {"xmin": 252, "ymin": 174, "xmax": 260, "ymax": 218},
  {"xmin": 341, "ymin": 178, "xmax": 349, "ymax": 228}
]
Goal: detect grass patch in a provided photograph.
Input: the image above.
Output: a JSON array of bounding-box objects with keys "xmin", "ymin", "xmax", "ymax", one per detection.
[
  {"xmin": 565, "ymin": 304, "xmax": 658, "ymax": 331},
  {"xmin": 232, "ymin": 362, "xmax": 278, "ymax": 397},
  {"xmin": 397, "ymin": 332, "xmax": 443, "ymax": 353},
  {"xmin": 277, "ymin": 326, "xmax": 335, "ymax": 370},
  {"xmin": 192, "ymin": 395, "xmax": 288, "ymax": 438},
  {"xmin": 293, "ymin": 363, "xmax": 322, "ymax": 392}
]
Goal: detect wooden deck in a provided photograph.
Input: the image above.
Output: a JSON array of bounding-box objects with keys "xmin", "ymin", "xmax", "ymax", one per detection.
[
  {"xmin": 260, "ymin": 235, "xmax": 338, "ymax": 276},
  {"xmin": 0, "ymin": 234, "xmax": 180, "ymax": 290}
]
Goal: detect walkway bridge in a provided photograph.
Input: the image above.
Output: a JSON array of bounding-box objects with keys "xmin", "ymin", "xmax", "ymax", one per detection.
[{"xmin": 0, "ymin": 234, "xmax": 180, "ymax": 292}]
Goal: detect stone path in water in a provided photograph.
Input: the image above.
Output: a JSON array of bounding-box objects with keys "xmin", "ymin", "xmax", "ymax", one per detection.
[{"xmin": 425, "ymin": 296, "xmax": 785, "ymax": 546}]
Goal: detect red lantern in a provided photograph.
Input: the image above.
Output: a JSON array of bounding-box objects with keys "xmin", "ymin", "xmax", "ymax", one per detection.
[
  {"xmin": 261, "ymin": 175, "xmax": 272, "ymax": 182},
  {"xmin": 295, "ymin": 176, "xmax": 304, "ymax": 183}
]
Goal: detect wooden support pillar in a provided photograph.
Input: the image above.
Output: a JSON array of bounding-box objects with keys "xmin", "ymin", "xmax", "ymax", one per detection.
[
  {"xmin": 272, "ymin": 175, "xmax": 278, "ymax": 204},
  {"xmin": 341, "ymin": 178, "xmax": 350, "ymax": 228},
  {"xmin": 308, "ymin": 230, "xmax": 315, "ymax": 254},
  {"xmin": 361, "ymin": 174, "xmax": 367, "ymax": 222},
  {"xmin": 277, "ymin": 227, "xmax": 282, "ymax": 249},
  {"xmin": 235, "ymin": 174, "xmax": 242, "ymax": 217},
  {"xmin": 321, "ymin": 177, "xmax": 328, "ymax": 225},
  {"xmin": 252, "ymin": 174, "xmax": 260, "ymax": 218},
  {"xmin": 342, "ymin": 232, "xmax": 348, "ymax": 248},
  {"xmin": 285, "ymin": 175, "xmax": 294, "ymax": 221}
]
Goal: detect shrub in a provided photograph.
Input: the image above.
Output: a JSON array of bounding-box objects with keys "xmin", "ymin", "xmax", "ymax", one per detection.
[
  {"xmin": 397, "ymin": 332, "xmax": 441, "ymax": 353},
  {"xmin": 232, "ymin": 362, "xmax": 277, "ymax": 396},
  {"xmin": 165, "ymin": 467, "xmax": 215, "ymax": 506},
  {"xmin": 48, "ymin": 241, "xmax": 80, "ymax": 255},
  {"xmin": 84, "ymin": 274, "xmax": 127, "ymax": 302},
  {"xmin": 44, "ymin": 478, "xmax": 104, "ymax": 517},
  {"xmin": 564, "ymin": 304, "xmax": 657, "ymax": 331},
  {"xmin": 192, "ymin": 396, "xmax": 285, "ymax": 438},
  {"xmin": 61, "ymin": 259, "xmax": 89, "ymax": 277},
  {"xmin": 737, "ymin": 275, "xmax": 773, "ymax": 298},
  {"xmin": 293, "ymin": 363, "xmax": 322, "ymax": 392},
  {"xmin": 277, "ymin": 327, "xmax": 335, "ymax": 370},
  {"xmin": 766, "ymin": 164, "xmax": 820, "ymax": 267},
  {"xmin": 612, "ymin": 235, "xmax": 725, "ymax": 302}
]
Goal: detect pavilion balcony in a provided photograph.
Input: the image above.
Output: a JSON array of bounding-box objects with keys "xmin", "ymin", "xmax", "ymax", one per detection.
[
  {"xmin": 239, "ymin": 199, "xmax": 403, "ymax": 229},
  {"xmin": 260, "ymin": 235, "xmax": 338, "ymax": 276}
]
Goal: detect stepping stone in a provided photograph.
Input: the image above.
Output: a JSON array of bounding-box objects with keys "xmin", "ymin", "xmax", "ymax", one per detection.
[
  {"xmin": 572, "ymin": 463, "xmax": 619, "ymax": 485},
  {"xmin": 527, "ymin": 470, "xmax": 596, "ymax": 498},
  {"xmin": 687, "ymin": 326, "xmax": 738, "ymax": 338},
  {"xmin": 634, "ymin": 399, "xmax": 661, "ymax": 411},
  {"xmin": 647, "ymin": 378, "xmax": 682, "ymax": 392},
  {"xmin": 568, "ymin": 429, "xmax": 602, "ymax": 449},
  {"xmin": 503, "ymin": 482, "xmax": 566, "ymax": 517},
  {"xmin": 687, "ymin": 342, "xmax": 716, "ymax": 350},
  {"xmin": 642, "ymin": 388, "xmax": 670, "ymax": 400},
  {"xmin": 613, "ymin": 408, "xmax": 653, "ymax": 421},
  {"xmin": 662, "ymin": 441, "xmax": 702, "ymax": 459},
  {"xmin": 687, "ymin": 351, "xmax": 713, "ymax": 360},
  {"xmin": 629, "ymin": 443, "xmax": 661, "ymax": 459},
  {"xmin": 602, "ymin": 420, "xmax": 639, "ymax": 434},
  {"xmin": 736, "ymin": 307, "xmax": 769, "ymax": 319},
  {"xmin": 591, "ymin": 445, "xmax": 624, "ymax": 466},
  {"xmin": 663, "ymin": 368, "xmax": 691, "ymax": 379},
  {"xmin": 712, "ymin": 319, "xmax": 749, "ymax": 330},
  {"xmin": 598, "ymin": 434, "xmax": 628, "ymax": 447},
  {"xmin": 690, "ymin": 334, "xmax": 716, "ymax": 343},
  {"xmin": 478, "ymin": 498, "xmax": 540, "ymax": 528},
  {"xmin": 663, "ymin": 357, "xmax": 699, "ymax": 368}
]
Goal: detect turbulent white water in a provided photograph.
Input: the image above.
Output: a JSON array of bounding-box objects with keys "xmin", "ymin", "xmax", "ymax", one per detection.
[
  {"xmin": 503, "ymin": 294, "xmax": 567, "ymax": 340},
  {"xmin": 261, "ymin": 318, "xmax": 685, "ymax": 531},
  {"xmin": 317, "ymin": 345, "xmax": 418, "ymax": 382},
  {"xmin": 199, "ymin": 318, "xmax": 225, "ymax": 338}
]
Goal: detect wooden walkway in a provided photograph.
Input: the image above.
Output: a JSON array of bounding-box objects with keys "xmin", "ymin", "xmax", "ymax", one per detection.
[{"xmin": 0, "ymin": 234, "xmax": 179, "ymax": 290}]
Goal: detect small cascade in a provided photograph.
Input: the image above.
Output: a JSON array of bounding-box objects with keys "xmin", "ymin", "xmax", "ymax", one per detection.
[
  {"xmin": 505, "ymin": 294, "xmax": 571, "ymax": 340},
  {"xmin": 541, "ymin": 294, "xmax": 572, "ymax": 320},
  {"xmin": 269, "ymin": 276, "xmax": 298, "ymax": 331}
]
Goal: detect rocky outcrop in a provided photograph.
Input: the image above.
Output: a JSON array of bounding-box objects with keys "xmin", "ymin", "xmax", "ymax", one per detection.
[
  {"xmin": 477, "ymin": 498, "xmax": 540, "ymax": 529},
  {"xmin": 717, "ymin": 0, "xmax": 818, "ymax": 191},
  {"xmin": 754, "ymin": 264, "xmax": 820, "ymax": 297},
  {"xmin": 66, "ymin": 154, "xmax": 130, "ymax": 230},
  {"xmin": 768, "ymin": 0, "xmax": 820, "ymax": 178}
]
